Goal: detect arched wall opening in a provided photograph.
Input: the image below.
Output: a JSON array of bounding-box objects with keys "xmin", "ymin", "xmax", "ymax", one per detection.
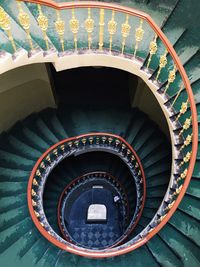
[{"xmin": 0, "ymin": 58, "xmax": 170, "ymax": 140}]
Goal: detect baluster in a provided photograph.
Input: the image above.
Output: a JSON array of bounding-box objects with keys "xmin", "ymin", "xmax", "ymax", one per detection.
[
  {"xmin": 81, "ymin": 138, "xmax": 87, "ymax": 145},
  {"xmin": 164, "ymin": 66, "xmax": 176, "ymax": 94},
  {"xmin": 121, "ymin": 143, "xmax": 126, "ymax": 152},
  {"xmin": 121, "ymin": 14, "xmax": 131, "ymax": 54},
  {"xmin": 108, "ymin": 10, "xmax": 117, "ymax": 52},
  {"xmin": 96, "ymin": 136, "xmax": 100, "ymax": 145},
  {"xmin": 40, "ymin": 162, "xmax": 46, "ymax": 169},
  {"xmin": 46, "ymin": 154, "xmax": 51, "ymax": 163},
  {"xmin": 179, "ymin": 151, "xmax": 191, "ymax": 167},
  {"xmin": 68, "ymin": 141, "xmax": 73, "ymax": 148},
  {"xmin": 178, "ymin": 116, "xmax": 192, "ymax": 137},
  {"xmin": 55, "ymin": 10, "xmax": 65, "ymax": 52},
  {"xmin": 115, "ymin": 139, "xmax": 120, "ymax": 147},
  {"xmin": 171, "ymin": 84, "xmax": 184, "ymax": 107},
  {"xmin": 169, "ymin": 185, "xmax": 183, "ymax": 199},
  {"xmin": 60, "ymin": 144, "xmax": 65, "ymax": 152},
  {"xmin": 0, "ymin": 7, "xmax": 17, "ymax": 52},
  {"xmin": 99, "ymin": 9, "xmax": 104, "ymax": 51},
  {"xmin": 108, "ymin": 137, "xmax": 113, "ymax": 145},
  {"xmin": 69, "ymin": 8, "xmax": 79, "ymax": 51},
  {"xmin": 126, "ymin": 149, "xmax": 131, "ymax": 157},
  {"xmin": 36, "ymin": 169, "xmax": 42, "ymax": 178},
  {"xmin": 85, "ymin": 8, "xmax": 94, "ymax": 50},
  {"xmin": 131, "ymin": 155, "xmax": 135, "ymax": 162},
  {"xmin": 180, "ymin": 134, "xmax": 192, "ymax": 151},
  {"xmin": 177, "ymin": 168, "xmax": 187, "ymax": 182},
  {"xmin": 175, "ymin": 99, "xmax": 189, "ymax": 121},
  {"xmin": 31, "ymin": 189, "xmax": 36, "ymax": 196},
  {"xmin": 74, "ymin": 140, "xmax": 79, "ymax": 147},
  {"xmin": 134, "ymin": 19, "xmax": 144, "ymax": 58},
  {"xmin": 17, "ymin": 2, "xmax": 33, "ymax": 51},
  {"xmin": 89, "ymin": 136, "xmax": 94, "ymax": 145},
  {"xmin": 32, "ymin": 199, "xmax": 37, "ymax": 207},
  {"xmin": 37, "ymin": 4, "xmax": 49, "ymax": 50},
  {"xmin": 147, "ymin": 35, "xmax": 157, "ymax": 68},
  {"xmin": 53, "ymin": 149, "xmax": 58, "ymax": 157},
  {"xmin": 34, "ymin": 211, "xmax": 40, "ymax": 218},
  {"xmin": 164, "ymin": 200, "xmax": 175, "ymax": 211},
  {"xmin": 33, "ymin": 178, "xmax": 39, "ymax": 186},
  {"xmin": 156, "ymin": 49, "xmax": 167, "ymax": 81},
  {"xmin": 102, "ymin": 136, "xmax": 107, "ymax": 144}
]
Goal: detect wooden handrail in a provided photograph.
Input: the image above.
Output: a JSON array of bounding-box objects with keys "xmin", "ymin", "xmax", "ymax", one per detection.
[{"xmin": 24, "ymin": 1, "xmax": 198, "ymax": 258}]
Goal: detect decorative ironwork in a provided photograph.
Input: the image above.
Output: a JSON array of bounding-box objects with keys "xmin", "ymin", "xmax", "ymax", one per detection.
[
  {"xmin": 171, "ymin": 84, "xmax": 184, "ymax": 107},
  {"xmin": 164, "ymin": 66, "xmax": 176, "ymax": 93},
  {"xmin": 175, "ymin": 99, "xmax": 189, "ymax": 121},
  {"xmin": 34, "ymin": 211, "xmax": 40, "ymax": 217},
  {"xmin": 17, "ymin": 1, "xmax": 33, "ymax": 50},
  {"xmin": 169, "ymin": 185, "xmax": 183, "ymax": 199},
  {"xmin": 36, "ymin": 169, "xmax": 41, "ymax": 177},
  {"xmin": 46, "ymin": 154, "xmax": 51, "ymax": 163},
  {"xmin": 179, "ymin": 151, "xmax": 191, "ymax": 167},
  {"xmin": 69, "ymin": 8, "xmax": 79, "ymax": 51},
  {"xmin": 40, "ymin": 162, "xmax": 46, "ymax": 169},
  {"xmin": 178, "ymin": 117, "xmax": 192, "ymax": 137},
  {"xmin": 147, "ymin": 35, "xmax": 157, "ymax": 68},
  {"xmin": 85, "ymin": 8, "xmax": 94, "ymax": 50},
  {"xmin": 134, "ymin": 19, "xmax": 144, "ymax": 58},
  {"xmin": 0, "ymin": 7, "xmax": 16, "ymax": 52},
  {"xmin": 164, "ymin": 200, "xmax": 175, "ymax": 211},
  {"xmin": 37, "ymin": 4, "xmax": 49, "ymax": 50},
  {"xmin": 32, "ymin": 199, "xmax": 37, "ymax": 206},
  {"xmin": 108, "ymin": 10, "xmax": 117, "ymax": 52},
  {"xmin": 53, "ymin": 149, "xmax": 58, "ymax": 156},
  {"xmin": 180, "ymin": 134, "xmax": 192, "ymax": 151},
  {"xmin": 99, "ymin": 9, "xmax": 104, "ymax": 51},
  {"xmin": 55, "ymin": 10, "xmax": 65, "ymax": 52},
  {"xmin": 156, "ymin": 50, "xmax": 168, "ymax": 81},
  {"xmin": 121, "ymin": 14, "xmax": 131, "ymax": 54},
  {"xmin": 33, "ymin": 178, "xmax": 38, "ymax": 186},
  {"xmin": 31, "ymin": 189, "xmax": 36, "ymax": 196},
  {"xmin": 60, "ymin": 144, "xmax": 65, "ymax": 151},
  {"xmin": 177, "ymin": 169, "xmax": 187, "ymax": 182}
]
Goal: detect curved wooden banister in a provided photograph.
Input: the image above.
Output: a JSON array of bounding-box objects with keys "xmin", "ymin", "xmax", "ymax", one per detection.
[{"xmin": 23, "ymin": 1, "xmax": 198, "ymax": 258}]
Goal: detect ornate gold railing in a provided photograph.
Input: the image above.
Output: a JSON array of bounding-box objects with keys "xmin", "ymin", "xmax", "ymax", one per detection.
[{"xmin": 0, "ymin": 0, "xmax": 198, "ymax": 258}]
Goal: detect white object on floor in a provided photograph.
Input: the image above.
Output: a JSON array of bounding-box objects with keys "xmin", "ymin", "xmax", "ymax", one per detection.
[{"xmin": 87, "ymin": 204, "xmax": 107, "ymax": 222}]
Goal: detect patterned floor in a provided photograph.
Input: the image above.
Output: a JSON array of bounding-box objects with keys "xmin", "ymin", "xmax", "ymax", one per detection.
[{"xmin": 63, "ymin": 181, "xmax": 125, "ymax": 249}]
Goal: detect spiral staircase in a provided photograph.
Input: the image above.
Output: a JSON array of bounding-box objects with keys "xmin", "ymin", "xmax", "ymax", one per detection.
[{"xmin": 0, "ymin": 0, "xmax": 200, "ymax": 266}]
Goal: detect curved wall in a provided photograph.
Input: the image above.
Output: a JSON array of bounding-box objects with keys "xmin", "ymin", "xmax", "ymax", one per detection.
[{"xmin": 0, "ymin": 64, "xmax": 56, "ymax": 132}]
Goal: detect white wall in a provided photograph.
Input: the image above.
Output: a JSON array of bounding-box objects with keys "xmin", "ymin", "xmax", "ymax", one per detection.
[
  {"xmin": 132, "ymin": 78, "xmax": 170, "ymax": 139},
  {"xmin": 0, "ymin": 64, "xmax": 56, "ymax": 132}
]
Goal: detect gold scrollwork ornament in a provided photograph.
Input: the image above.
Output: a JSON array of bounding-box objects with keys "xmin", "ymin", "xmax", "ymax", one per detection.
[
  {"xmin": 108, "ymin": 10, "xmax": 117, "ymax": 52},
  {"xmin": 85, "ymin": 8, "xmax": 94, "ymax": 50}
]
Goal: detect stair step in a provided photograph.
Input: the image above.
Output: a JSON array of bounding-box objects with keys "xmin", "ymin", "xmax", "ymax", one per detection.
[
  {"xmin": 0, "ymin": 206, "xmax": 29, "ymax": 231},
  {"xmin": 159, "ymin": 224, "xmax": 200, "ymax": 266},
  {"xmin": 135, "ymin": 225, "xmax": 182, "ymax": 267},
  {"xmin": 169, "ymin": 209, "xmax": 200, "ymax": 247},
  {"xmin": 40, "ymin": 109, "xmax": 68, "ymax": 140}
]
